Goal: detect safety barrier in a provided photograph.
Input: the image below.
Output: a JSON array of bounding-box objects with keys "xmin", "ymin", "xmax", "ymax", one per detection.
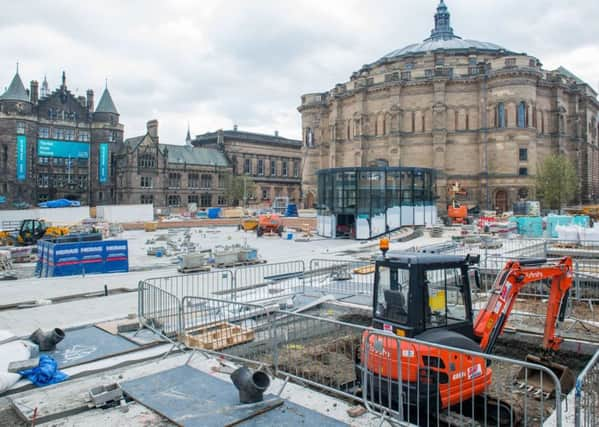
[
  {"xmin": 575, "ymin": 349, "xmax": 599, "ymax": 427},
  {"xmin": 360, "ymin": 329, "xmax": 565, "ymax": 426},
  {"xmin": 307, "ymin": 258, "xmax": 373, "ymax": 297},
  {"xmin": 138, "ymin": 261, "xmax": 307, "ymax": 338},
  {"xmin": 180, "ymin": 295, "xmax": 367, "ymax": 403},
  {"xmin": 176, "ymin": 296, "xmax": 568, "ymax": 426},
  {"xmin": 228, "ymin": 260, "xmax": 305, "ymax": 302}
]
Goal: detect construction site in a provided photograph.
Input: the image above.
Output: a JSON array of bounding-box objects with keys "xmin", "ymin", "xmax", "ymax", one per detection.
[{"xmin": 0, "ymin": 202, "xmax": 596, "ymax": 427}]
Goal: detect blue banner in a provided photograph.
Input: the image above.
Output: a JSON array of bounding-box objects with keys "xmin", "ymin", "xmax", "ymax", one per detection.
[
  {"xmin": 16, "ymin": 135, "xmax": 26, "ymax": 181},
  {"xmin": 99, "ymin": 143, "xmax": 108, "ymax": 183},
  {"xmin": 37, "ymin": 139, "xmax": 90, "ymax": 159}
]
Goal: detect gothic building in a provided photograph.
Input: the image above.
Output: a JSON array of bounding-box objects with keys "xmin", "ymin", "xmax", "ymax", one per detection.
[
  {"xmin": 115, "ymin": 120, "xmax": 231, "ymax": 208},
  {"xmin": 299, "ymin": 0, "xmax": 599, "ymax": 211},
  {"xmin": 0, "ymin": 68, "xmax": 123, "ymax": 207}
]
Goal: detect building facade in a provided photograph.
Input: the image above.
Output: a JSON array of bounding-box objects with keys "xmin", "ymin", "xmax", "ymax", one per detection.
[
  {"xmin": 115, "ymin": 120, "xmax": 231, "ymax": 209},
  {"xmin": 299, "ymin": 0, "xmax": 599, "ymax": 211},
  {"xmin": 0, "ymin": 70, "xmax": 123, "ymax": 208},
  {"xmin": 193, "ymin": 127, "xmax": 302, "ymax": 205}
]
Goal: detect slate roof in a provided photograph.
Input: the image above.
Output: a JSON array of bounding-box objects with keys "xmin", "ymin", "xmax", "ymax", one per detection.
[
  {"xmin": 163, "ymin": 144, "xmax": 229, "ymax": 167},
  {"xmin": 0, "ymin": 72, "xmax": 29, "ymax": 102},
  {"xmin": 195, "ymin": 129, "xmax": 301, "ymax": 147},
  {"xmin": 555, "ymin": 66, "xmax": 586, "ymax": 85},
  {"xmin": 96, "ymin": 88, "xmax": 119, "ymax": 114},
  {"xmin": 122, "ymin": 135, "xmax": 229, "ymax": 167}
]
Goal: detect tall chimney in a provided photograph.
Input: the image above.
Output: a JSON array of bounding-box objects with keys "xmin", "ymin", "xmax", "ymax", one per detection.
[
  {"xmin": 147, "ymin": 119, "xmax": 159, "ymax": 139},
  {"xmin": 86, "ymin": 89, "xmax": 94, "ymax": 113},
  {"xmin": 30, "ymin": 81, "xmax": 39, "ymax": 104}
]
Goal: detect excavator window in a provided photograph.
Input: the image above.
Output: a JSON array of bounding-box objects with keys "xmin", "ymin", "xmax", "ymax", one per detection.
[
  {"xmin": 375, "ymin": 266, "xmax": 410, "ymax": 324},
  {"xmin": 424, "ymin": 268, "xmax": 467, "ymax": 328}
]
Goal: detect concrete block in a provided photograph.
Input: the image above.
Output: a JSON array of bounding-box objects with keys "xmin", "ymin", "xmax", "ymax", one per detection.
[{"xmin": 8, "ymin": 358, "xmax": 40, "ymax": 373}]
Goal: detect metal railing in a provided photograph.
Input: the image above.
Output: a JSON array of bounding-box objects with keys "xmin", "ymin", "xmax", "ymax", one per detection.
[
  {"xmin": 227, "ymin": 261, "xmax": 305, "ymax": 302},
  {"xmin": 138, "ymin": 261, "xmax": 308, "ymax": 338},
  {"xmin": 307, "ymin": 258, "xmax": 373, "ymax": 298},
  {"xmin": 176, "ymin": 296, "xmax": 569, "ymax": 426},
  {"xmin": 575, "ymin": 350, "xmax": 599, "ymax": 427},
  {"xmin": 180, "ymin": 295, "xmax": 366, "ymax": 403},
  {"xmin": 361, "ymin": 329, "xmax": 564, "ymax": 426}
]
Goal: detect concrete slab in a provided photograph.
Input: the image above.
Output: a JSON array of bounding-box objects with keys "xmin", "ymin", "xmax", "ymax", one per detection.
[
  {"xmin": 42, "ymin": 326, "xmax": 139, "ymax": 368},
  {"xmin": 121, "ymin": 365, "xmax": 347, "ymax": 426}
]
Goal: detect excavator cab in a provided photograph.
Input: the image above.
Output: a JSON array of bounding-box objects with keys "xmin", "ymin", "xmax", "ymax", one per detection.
[{"xmin": 372, "ymin": 251, "xmax": 480, "ymax": 342}]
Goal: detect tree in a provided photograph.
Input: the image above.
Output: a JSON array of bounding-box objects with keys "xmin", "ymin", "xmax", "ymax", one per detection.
[
  {"xmin": 535, "ymin": 154, "xmax": 578, "ymax": 211},
  {"xmin": 223, "ymin": 174, "xmax": 257, "ymax": 206}
]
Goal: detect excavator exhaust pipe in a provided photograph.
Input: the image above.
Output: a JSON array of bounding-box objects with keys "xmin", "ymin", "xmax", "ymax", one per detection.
[{"xmin": 515, "ymin": 354, "xmax": 575, "ymax": 397}]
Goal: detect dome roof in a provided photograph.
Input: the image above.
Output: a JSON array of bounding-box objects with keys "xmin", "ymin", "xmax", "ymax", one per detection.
[
  {"xmin": 376, "ymin": 1, "xmax": 509, "ymax": 63},
  {"xmin": 381, "ymin": 38, "xmax": 505, "ymax": 60}
]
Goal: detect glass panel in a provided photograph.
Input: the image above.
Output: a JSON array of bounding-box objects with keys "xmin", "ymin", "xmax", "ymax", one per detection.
[
  {"xmin": 357, "ymin": 171, "xmax": 370, "ymax": 215},
  {"xmin": 425, "ymin": 268, "xmax": 466, "ymax": 328},
  {"xmin": 386, "ymin": 170, "xmax": 400, "ymax": 207},
  {"xmin": 375, "ymin": 266, "xmax": 410, "ymax": 324},
  {"xmin": 371, "ymin": 171, "xmax": 385, "ymax": 216},
  {"xmin": 400, "ymin": 170, "xmax": 413, "ymax": 205},
  {"xmin": 343, "ymin": 171, "xmax": 356, "ymax": 211}
]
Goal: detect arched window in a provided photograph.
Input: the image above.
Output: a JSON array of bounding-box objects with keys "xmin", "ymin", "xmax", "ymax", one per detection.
[
  {"xmin": 517, "ymin": 102, "xmax": 527, "ymax": 128},
  {"xmin": 465, "ymin": 113, "xmax": 470, "ymax": 130},
  {"xmin": 497, "ymin": 103, "xmax": 506, "ymax": 128},
  {"xmin": 411, "ymin": 111, "xmax": 415, "ymax": 132}
]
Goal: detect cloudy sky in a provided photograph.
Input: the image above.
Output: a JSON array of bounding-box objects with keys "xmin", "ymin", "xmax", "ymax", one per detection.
[{"xmin": 1, "ymin": 0, "xmax": 598, "ymax": 144}]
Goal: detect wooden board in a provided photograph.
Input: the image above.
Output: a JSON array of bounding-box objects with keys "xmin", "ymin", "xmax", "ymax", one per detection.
[
  {"xmin": 181, "ymin": 322, "xmax": 254, "ymax": 350},
  {"xmin": 95, "ymin": 317, "xmax": 139, "ymax": 335},
  {"xmin": 353, "ymin": 265, "xmax": 375, "ymax": 275}
]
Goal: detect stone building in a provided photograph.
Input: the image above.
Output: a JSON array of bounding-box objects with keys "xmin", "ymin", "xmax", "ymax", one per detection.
[
  {"xmin": 0, "ymin": 69, "xmax": 123, "ymax": 207},
  {"xmin": 299, "ymin": 0, "xmax": 599, "ymax": 211},
  {"xmin": 193, "ymin": 127, "xmax": 302, "ymax": 205},
  {"xmin": 115, "ymin": 120, "xmax": 231, "ymax": 208}
]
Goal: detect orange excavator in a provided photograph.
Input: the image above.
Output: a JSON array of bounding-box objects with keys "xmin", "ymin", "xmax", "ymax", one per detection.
[{"xmin": 357, "ymin": 247, "xmax": 574, "ymax": 425}]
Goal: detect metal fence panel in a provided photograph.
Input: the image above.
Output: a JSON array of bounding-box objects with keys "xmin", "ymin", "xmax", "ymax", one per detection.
[
  {"xmin": 361, "ymin": 329, "xmax": 564, "ymax": 427},
  {"xmin": 307, "ymin": 259, "xmax": 373, "ymax": 299},
  {"xmin": 231, "ymin": 261, "xmax": 306, "ymax": 302},
  {"xmin": 575, "ymin": 350, "xmax": 599, "ymax": 427}
]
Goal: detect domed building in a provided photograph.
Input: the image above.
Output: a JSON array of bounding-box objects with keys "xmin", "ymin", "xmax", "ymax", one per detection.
[{"xmin": 299, "ymin": 0, "xmax": 599, "ymax": 223}]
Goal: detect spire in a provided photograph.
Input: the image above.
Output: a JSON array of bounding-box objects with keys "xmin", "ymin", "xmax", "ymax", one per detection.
[
  {"xmin": 61, "ymin": 70, "xmax": 66, "ymax": 88},
  {"xmin": 185, "ymin": 122, "xmax": 192, "ymax": 146},
  {"xmin": 0, "ymin": 68, "xmax": 29, "ymax": 102},
  {"xmin": 425, "ymin": 0, "xmax": 460, "ymax": 41},
  {"xmin": 41, "ymin": 74, "xmax": 49, "ymax": 98},
  {"xmin": 95, "ymin": 87, "xmax": 119, "ymax": 114}
]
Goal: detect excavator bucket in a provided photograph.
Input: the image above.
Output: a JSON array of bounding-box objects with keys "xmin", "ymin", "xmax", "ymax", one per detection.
[{"xmin": 514, "ymin": 354, "xmax": 575, "ymax": 398}]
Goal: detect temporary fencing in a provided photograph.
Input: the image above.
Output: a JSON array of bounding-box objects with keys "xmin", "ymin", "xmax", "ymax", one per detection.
[
  {"xmin": 307, "ymin": 258, "xmax": 373, "ymax": 297},
  {"xmin": 180, "ymin": 295, "xmax": 366, "ymax": 402},
  {"xmin": 575, "ymin": 349, "xmax": 599, "ymax": 427},
  {"xmin": 176, "ymin": 296, "xmax": 568, "ymax": 426},
  {"xmin": 360, "ymin": 329, "xmax": 565, "ymax": 426}
]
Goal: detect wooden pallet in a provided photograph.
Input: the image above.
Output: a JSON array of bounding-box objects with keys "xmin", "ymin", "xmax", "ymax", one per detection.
[{"xmin": 181, "ymin": 321, "xmax": 255, "ymax": 350}]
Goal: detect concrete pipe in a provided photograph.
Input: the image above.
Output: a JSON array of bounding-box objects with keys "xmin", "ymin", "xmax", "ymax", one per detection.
[
  {"xmin": 29, "ymin": 328, "xmax": 65, "ymax": 351},
  {"xmin": 230, "ymin": 366, "xmax": 270, "ymax": 404}
]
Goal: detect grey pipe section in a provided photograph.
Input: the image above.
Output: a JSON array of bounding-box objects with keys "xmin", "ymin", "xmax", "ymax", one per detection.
[
  {"xmin": 230, "ymin": 366, "xmax": 270, "ymax": 404},
  {"xmin": 29, "ymin": 328, "xmax": 65, "ymax": 351}
]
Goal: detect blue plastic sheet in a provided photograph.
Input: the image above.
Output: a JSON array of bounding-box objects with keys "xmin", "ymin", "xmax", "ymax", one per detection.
[
  {"xmin": 19, "ymin": 355, "xmax": 68, "ymax": 387},
  {"xmin": 38, "ymin": 199, "xmax": 81, "ymax": 208}
]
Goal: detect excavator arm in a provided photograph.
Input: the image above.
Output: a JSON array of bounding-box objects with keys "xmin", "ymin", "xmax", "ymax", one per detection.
[{"xmin": 472, "ymin": 257, "xmax": 573, "ymax": 354}]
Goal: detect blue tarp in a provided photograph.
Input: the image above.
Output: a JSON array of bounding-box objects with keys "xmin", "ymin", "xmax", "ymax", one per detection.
[
  {"xmin": 38, "ymin": 199, "xmax": 81, "ymax": 208},
  {"xmin": 19, "ymin": 355, "xmax": 68, "ymax": 387}
]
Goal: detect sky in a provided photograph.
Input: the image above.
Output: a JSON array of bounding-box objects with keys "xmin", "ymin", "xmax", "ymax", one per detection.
[{"xmin": 1, "ymin": 0, "xmax": 598, "ymax": 144}]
